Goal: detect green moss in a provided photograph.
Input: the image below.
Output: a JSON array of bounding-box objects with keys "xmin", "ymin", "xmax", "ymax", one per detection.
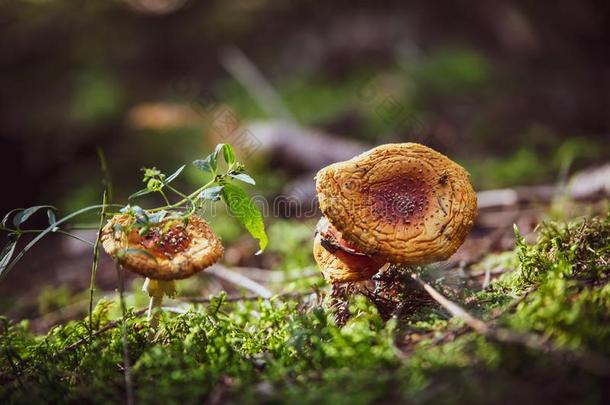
[{"xmin": 1, "ymin": 215, "xmax": 609, "ymax": 403}]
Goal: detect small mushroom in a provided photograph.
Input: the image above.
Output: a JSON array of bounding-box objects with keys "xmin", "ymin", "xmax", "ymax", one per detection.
[
  {"xmin": 101, "ymin": 213, "xmax": 223, "ymax": 323},
  {"xmin": 314, "ymin": 143, "xmax": 477, "ymax": 282}
]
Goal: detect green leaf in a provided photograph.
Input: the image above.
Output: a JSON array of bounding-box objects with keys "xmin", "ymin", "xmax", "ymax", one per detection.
[
  {"xmin": 228, "ymin": 173, "xmax": 256, "ymax": 185},
  {"xmin": 195, "ymin": 144, "xmax": 238, "ymax": 173},
  {"xmin": 193, "ymin": 156, "xmax": 215, "ymax": 173},
  {"xmin": 47, "ymin": 209, "xmax": 59, "ymax": 232},
  {"xmin": 120, "ymin": 205, "xmax": 149, "ymax": 227},
  {"xmin": 0, "ymin": 237, "xmax": 19, "ymax": 277},
  {"xmin": 2, "ymin": 209, "xmax": 22, "ymax": 228},
  {"xmin": 221, "ymin": 144, "xmax": 236, "ymax": 165},
  {"xmin": 1, "ymin": 203, "xmax": 122, "ymax": 281},
  {"xmin": 165, "ymin": 165, "xmax": 186, "ymax": 184},
  {"xmin": 148, "ymin": 211, "xmax": 167, "ymax": 224},
  {"xmin": 214, "ymin": 143, "xmax": 225, "ymax": 160},
  {"xmin": 221, "ymin": 183, "xmax": 268, "ymax": 253},
  {"xmin": 208, "ymin": 146, "xmax": 222, "ymax": 171},
  {"xmin": 47, "ymin": 209, "xmax": 56, "ymax": 226},
  {"xmin": 128, "ymin": 188, "xmax": 154, "ymax": 200},
  {"xmin": 116, "ymin": 248, "xmax": 158, "ymax": 263},
  {"xmin": 138, "ymin": 225, "xmax": 151, "ymax": 236},
  {"xmin": 198, "ymin": 185, "xmax": 224, "ymax": 202},
  {"xmin": 12, "ymin": 205, "xmax": 56, "ymax": 228}
]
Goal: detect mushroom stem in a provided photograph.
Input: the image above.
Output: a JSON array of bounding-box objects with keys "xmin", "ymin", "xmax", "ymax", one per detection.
[
  {"xmin": 143, "ymin": 278, "xmax": 176, "ymax": 331},
  {"xmin": 146, "ymin": 295, "xmax": 164, "ymax": 324}
]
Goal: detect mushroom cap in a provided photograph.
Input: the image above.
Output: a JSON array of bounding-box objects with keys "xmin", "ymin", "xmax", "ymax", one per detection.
[
  {"xmin": 313, "ymin": 232, "xmax": 385, "ymax": 283},
  {"xmin": 316, "ymin": 143, "xmax": 477, "ymax": 265},
  {"xmin": 101, "ymin": 214, "xmax": 223, "ymax": 280}
]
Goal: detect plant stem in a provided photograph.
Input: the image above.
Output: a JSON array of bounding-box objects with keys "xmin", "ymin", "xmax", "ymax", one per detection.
[
  {"xmin": 143, "ymin": 278, "xmax": 175, "ymax": 336},
  {"xmin": 166, "ymin": 185, "xmax": 189, "ymax": 199},
  {"xmin": 1, "ymin": 203, "xmax": 123, "ymax": 281},
  {"xmin": 0, "ymin": 229, "xmax": 96, "ymax": 246},
  {"xmin": 60, "ymin": 291, "xmax": 313, "ymax": 354},
  {"xmin": 115, "ymin": 263, "xmax": 135, "ymax": 405},
  {"xmin": 409, "ymin": 271, "xmax": 610, "ymax": 376},
  {"xmin": 158, "ymin": 189, "xmax": 171, "ymax": 206},
  {"xmin": 96, "ymin": 147, "xmax": 114, "ymax": 203},
  {"xmin": 148, "ymin": 178, "xmax": 217, "ymax": 213},
  {"xmin": 147, "ymin": 295, "xmax": 164, "ymax": 330},
  {"xmin": 88, "ymin": 191, "xmax": 107, "ymax": 339}
]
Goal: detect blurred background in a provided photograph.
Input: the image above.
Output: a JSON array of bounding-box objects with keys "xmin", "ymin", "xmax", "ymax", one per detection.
[{"xmin": 1, "ymin": 0, "xmax": 608, "ymax": 323}]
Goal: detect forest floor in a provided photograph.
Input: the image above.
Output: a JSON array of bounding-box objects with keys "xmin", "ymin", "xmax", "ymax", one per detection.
[{"xmin": 1, "ymin": 205, "xmax": 609, "ymax": 404}]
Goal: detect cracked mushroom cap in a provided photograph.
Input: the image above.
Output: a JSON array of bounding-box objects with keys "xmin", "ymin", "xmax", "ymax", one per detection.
[
  {"xmin": 101, "ymin": 214, "xmax": 223, "ymax": 280},
  {"xmin": 316, "ymin": 143, "xmax": 477, "ymax": 265},
  {"xmin": 313, "ymin": 218, "xmax": 386, "ymax": 283}
]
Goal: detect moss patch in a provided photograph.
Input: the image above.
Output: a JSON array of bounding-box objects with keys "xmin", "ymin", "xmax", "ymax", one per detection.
[{"xmin": 1, "ymin": 215, "xmax": 609, "ymax": 404}]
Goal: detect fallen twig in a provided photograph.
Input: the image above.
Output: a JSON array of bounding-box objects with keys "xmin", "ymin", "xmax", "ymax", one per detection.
[
  {"xmin": 427, "ymin": 284, "xmax": 538, "ymax": 346},
  {"xmin": 63, "ymin": 306, "xmax": 186, "ymax": 353},
  {"xmin": 409, "ymin": 272, "xmax": 610, "ymax": 376},
  {"xmin": 226, "ymin": 266, "xmax": 319, "ymax": 283},
  {"xmin": 180, "ymin": 291, "xmax": 313, "ymax": 304},
  {"xmin": 489, "ymin": 285, "xmax": 538, "ymax": 319},
  {"xmin": 63, "ymin": 308, "xmax": 148, "ymax": 353},
  {"xmin": 410, "ymin": 272, "xmax": 489, "ymax": 334},
  {"xmin": 477, "ymin": 163, "xmax": 610, "ymax": 209},
  {"xmin": 220, "ymin": 46, "xmax": 294, "ymax": 121},
  {"xmin": 207, "ymin": 265, "xmax": 273, "ymax": 298}
]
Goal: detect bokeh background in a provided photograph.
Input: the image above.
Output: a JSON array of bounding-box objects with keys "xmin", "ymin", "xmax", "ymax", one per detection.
[
  {"xmin": 2, "ymin": 0, "xmax": 609, "ymax": 212},
  {"xmin": 1, "ymin": 0, "xmax": 608, "ymax": 321}
]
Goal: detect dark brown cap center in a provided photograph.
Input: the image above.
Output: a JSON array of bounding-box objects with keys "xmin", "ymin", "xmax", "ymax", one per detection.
[
  {"xmin": 138, "ymin": 225, "xmax": 191, "ymax": 259},
  {"xmin": 366, "ymin": 178, "xmax": 430, "ymax": 225}
]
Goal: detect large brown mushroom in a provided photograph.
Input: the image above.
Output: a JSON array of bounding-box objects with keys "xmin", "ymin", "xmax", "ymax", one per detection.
[
  {"xmin": 314, "ymin": 143, "xmax": 477, "ymax": 282},
  {"xmin": 101, "ymin": 213, "xmax": 223, "ymax": 322}
]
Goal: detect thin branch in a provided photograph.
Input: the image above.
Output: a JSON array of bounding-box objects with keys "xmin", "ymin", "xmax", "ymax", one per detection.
[
  {"xmin": 166, "ymin": 184, "xmax": 189, "ymax": 199},
  {"xmin": 63, "ymin": 308, "xmax": 147, "ymax": 353},
  {"xmin": 409, "ymin": 272, "xmax": 610, "ymax": 376},
  {"xmin": 1, "ymin": 229, "xmax": 95, "ymax": 246},
  {"xmin": 207, "ymin": 265, "xmax": 273, "ymax": 298},
  {"xmin": 1, "ymin": 203, "xmax": 124, "ymax": 281},
  {"xmin": 219, "ymin": 46, "xmax": 294, "ymax": 121},
  {"xmin": 96, "ymin": 147, "xmax": 113, "ymax": 203},
  {"xmin": 476, "ymin": 164, "xmax": 610, "ymax": 210},
  {"xmin": 226, "ymin": 265, "xmax": 319, "ymax": 283},
  {"xmin": 116, "ymin": 264, "xmax": 135, "ymax": 405},
  {"xmin": 88, "ymin": 191, "xmax": 107, "ymax": 338},
  {"xmin": 428, "ymin": 284, "xmax": 538, "ymax": 346},
  {"xmin": 180, "ymin": 291, "xmax": 313, "ymax": 304},
  {"xmin": 161, "ymin": 306, "xmax": 189, "ymax": 315},
  {"xmin": 410, "ymin": 272, "xmax": 489, "ymax": 334},
  {"xmin": 489, "ymin": 285, "xmax": 538, "ymax": 319}
]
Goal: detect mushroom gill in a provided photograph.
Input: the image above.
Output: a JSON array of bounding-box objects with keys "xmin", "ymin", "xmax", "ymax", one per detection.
[
  {"xmin": 313, "ymin": 218, "xmax": 386, "ymax": 283},
  {"xmin": 315, "ymin": 143, "xmax": 477, "ymax": 275}
]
